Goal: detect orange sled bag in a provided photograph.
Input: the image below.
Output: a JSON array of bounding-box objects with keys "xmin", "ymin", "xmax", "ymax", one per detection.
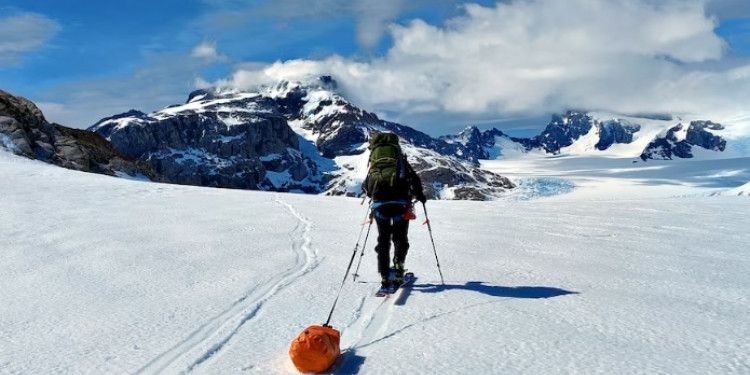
[{"xmin": 289, "ymin": 325, "xmax": 341, "ymax": 373}]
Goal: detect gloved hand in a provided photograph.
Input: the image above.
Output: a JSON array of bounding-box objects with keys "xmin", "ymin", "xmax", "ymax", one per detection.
[{"xmin": 415, "ymin": 192, "xmax": 427, "ymax": 203}]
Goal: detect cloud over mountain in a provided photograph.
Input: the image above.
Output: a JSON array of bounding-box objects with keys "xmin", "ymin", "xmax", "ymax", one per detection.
[{"xmin": 210, "ymin": 0, "xmax": 749, "ymax": 132}]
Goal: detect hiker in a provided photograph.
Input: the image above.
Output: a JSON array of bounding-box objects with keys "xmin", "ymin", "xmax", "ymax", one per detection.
[{"xmin": 362, "ymin": 132, "xmax": 427, "ymax": 292}]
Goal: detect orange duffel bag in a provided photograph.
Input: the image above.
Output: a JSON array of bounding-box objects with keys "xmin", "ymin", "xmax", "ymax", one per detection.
[{"xmin": 289, "ymin": 325, "xmax": 341, "ymax": 373}]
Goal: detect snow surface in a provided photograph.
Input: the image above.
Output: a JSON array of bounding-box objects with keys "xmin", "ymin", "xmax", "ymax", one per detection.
[
  {"xmin": 717, "ymin": 181, "xmax": 750, "ymax": 197},
  {"xmin": 482, "ymin": 151, "xmax": 750, "ymax": 201},
  {"xmin": 1, "ymin": 149, "xmax": 749, "ymax": 375}
]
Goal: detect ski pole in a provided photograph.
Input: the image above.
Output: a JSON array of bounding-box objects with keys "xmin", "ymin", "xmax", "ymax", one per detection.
[
  {"xmin": 323, "ymin": 202, "xmax": 372, "ymax": 326},
  {"xmin": 421, "ymin": 202, "xmax": 445, "ymax": 285},
  {"xmin": 352, "ymin": 214, "xmax": 374, "ymax": 282}
]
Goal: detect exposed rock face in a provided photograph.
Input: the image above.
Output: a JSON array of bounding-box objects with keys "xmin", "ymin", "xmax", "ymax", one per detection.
[
  {"xmin": 535, "ymin": 112, "xmax": 596, "ymax": 154},
  {"xmin": 0, "ymin": 89, "xmax": 154, "ymax": 179},
  {"xmin": 90, "ymin": 92, "xmax": 325, "ymax": 191},
  {"xmin": 596, "ymin": 119, "xmax": 641, "ymax": 150},
  {"xmin": 640, "ymin": 121, "xmax": 727, "ymax": 161},
  {"xmin": 0, "ymin": 89, "xmax": 58, "ymax": 159}
]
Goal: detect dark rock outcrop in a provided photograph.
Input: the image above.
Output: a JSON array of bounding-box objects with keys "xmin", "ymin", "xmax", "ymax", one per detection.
[
  {"xmin": 640, "ymin": 121, "xmax": 727, "ymax": 161},
  {"xmin": 534, "ymin": 112, "xmax": 596, "ymax": 154},
  {"xmin": 0, "ymin": 89, "xmax": 58, "ymax": 159},
  {"xmin": 0, "ymin": 89, "xmax": 155, "ymax": 179},
  {"xmin": 596, "ymin": 119, "xmax": 641, "ymax": 150}
]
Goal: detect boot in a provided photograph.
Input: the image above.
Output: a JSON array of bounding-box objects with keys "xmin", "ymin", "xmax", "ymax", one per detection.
[
  {"xmin": 380, "ymin": 276, "xmax": 391, "ymax": 291},
  {"xmin": 393, "ymin": 261, "xmax": 405, "ymax": 285}
]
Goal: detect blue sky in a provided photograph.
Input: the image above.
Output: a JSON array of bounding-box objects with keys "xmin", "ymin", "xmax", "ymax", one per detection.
[{"xmin": 1, "ymin": 0, "xmax": 749, "ymax": 136}]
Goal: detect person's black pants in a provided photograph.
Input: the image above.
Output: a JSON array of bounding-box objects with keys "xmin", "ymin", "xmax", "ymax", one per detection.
[{"xmin": 374, "ymin": 217, "xmax": 409, "ymax": 280}]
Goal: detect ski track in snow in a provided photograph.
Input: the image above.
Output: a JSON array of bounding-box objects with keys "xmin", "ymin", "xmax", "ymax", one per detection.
[
  {"xmin": 338, "ymin": 282, "xmax": 420, "ymax": 363},
  {"xmin": 348, "ymin": 294, "xmax": 394, "ymax": 350},
  {"xmin": 330, "ymin": 288, "xmax": 395, "ymax": 373},
  {"xmin": 135, "ymin": 195, "xmax": 318, "ymax": 375}
]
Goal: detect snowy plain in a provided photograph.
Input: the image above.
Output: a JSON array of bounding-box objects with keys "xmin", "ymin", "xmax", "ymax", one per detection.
[{"xmin": 1, "ymin": 148, "xmax": 749, "ymax": 375}]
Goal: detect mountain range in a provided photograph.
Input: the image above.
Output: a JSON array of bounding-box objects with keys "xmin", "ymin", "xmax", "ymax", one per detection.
[
  {"xmin": 87, "ymin": 77, "xmax": 516, "ymax": 200},
  {"xmin": 1, "ymin": 77, "xmax": 741, "ymax": 200}
]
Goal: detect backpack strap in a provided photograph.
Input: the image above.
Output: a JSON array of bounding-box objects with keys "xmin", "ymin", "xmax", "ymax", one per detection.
[{"xmin": 397, "ymin": 148, "xmax": 405, "ymax": 179}]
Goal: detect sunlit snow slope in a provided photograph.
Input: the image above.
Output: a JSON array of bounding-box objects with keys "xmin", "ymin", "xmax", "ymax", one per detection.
[{"xmin": 1, "ymin": 150, "xmax": 749, "ymax": 375}]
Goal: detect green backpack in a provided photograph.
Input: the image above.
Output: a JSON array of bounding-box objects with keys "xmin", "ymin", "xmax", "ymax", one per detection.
[{"xmin": 368, "ymin": 132, "xmax": 405, "ymax": 194}]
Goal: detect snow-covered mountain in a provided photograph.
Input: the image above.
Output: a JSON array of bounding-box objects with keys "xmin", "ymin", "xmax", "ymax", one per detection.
[
  {"xmin": 90, "ymin": 77, "xmax": 515, "ymax": 200},
  {"xmin": 448, "ymin": 111, "xmax": 744, "ymax": 162}
]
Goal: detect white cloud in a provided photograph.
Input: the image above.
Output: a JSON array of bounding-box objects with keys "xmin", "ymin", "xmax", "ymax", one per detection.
[
  {"xmin": 350, "ymin": 0, "xmax": 409, "ymax": 50},
  {"xmin": 0, "ymin": 13, "xmax": 60, "ymax": 65},
  {"xmin": 210, "ymin": 0, "xmax": 749, "ymax": 132},
  {"xmin": 190, "ymin": 40, "xmax": 229, "ymax": 62}
]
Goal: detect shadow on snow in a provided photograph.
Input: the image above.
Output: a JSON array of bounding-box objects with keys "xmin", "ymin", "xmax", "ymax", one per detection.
[
  {"xmin": 328, "ymin": 348, "xmax": 366, "ymax": 375},
  {"xmin": 413, "ymin": 281, "xmax": 578, "ymax": 299},
  {"xmin": 332, "ymin": 282, "xmax": 577, "ymax": 373}
]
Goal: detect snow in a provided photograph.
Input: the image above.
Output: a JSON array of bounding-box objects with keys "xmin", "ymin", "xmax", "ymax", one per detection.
[
  {"xmin": 559, "ymin": 125, "xmax": 600, "ymax": 155},
  {"xmin": 259, "ymin": 153, "xmax": 282, "ymax": 162},
  {"xmin": 151, "ymin": 93, "xmax": 265, "ymax": 121},
  {"xmin": 0, "ymin": 133, "xmax": 19, "ymax": 153},
  {"xmin": 2, "ymin": 148, "xmax": 750, "ymax": 375},
  {"xmin": 287, "ymin": 120, "xmax": 318, "ymax": 143},
  {"xmin": 218, "ymin": 134, "xmax": 245, "ymax": 143},
  {"xmin": 555, "ymin": 112, "xmax": 750, "ymax": 160},
  {"xmin": 264, "ymin": 169, "xmax": 292, "ymax": 189},
  {"xmin": 94, "ymin": 117, "xmax": 149, "ymax": 132},
  {"xmin": 718, "ymin": 181, "xmax": 750, "ymax": 196},
  {"xmin": 219, "ymin": 115, "xmax": 246, "ymax": 127},
  {"xmin": 487, "ymin": 135, "xmax": 538, "ymax": 159},
  {"xmin": 482, "ymin": 153, "xmax": 750, "ymax": 200}
]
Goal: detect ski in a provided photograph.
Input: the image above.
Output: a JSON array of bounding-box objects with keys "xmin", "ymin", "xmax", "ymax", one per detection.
[
  {"xmin": 375, "ymin": 287, "xmax": 391, "ymax": 298},
  {"xmin": 375, "ymin": 271, "xmax": 415, "ymax": 297}
]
